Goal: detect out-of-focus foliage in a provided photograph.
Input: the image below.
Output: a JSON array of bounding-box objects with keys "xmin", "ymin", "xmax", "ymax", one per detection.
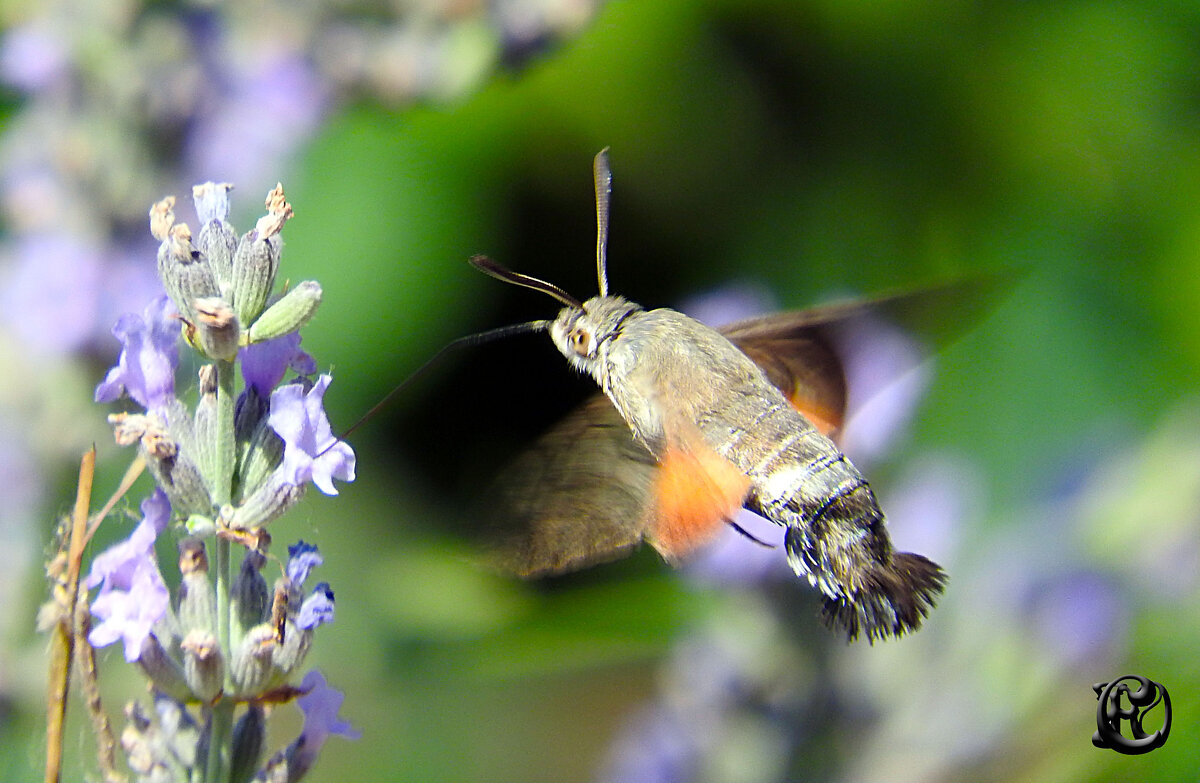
[{"xmin": 6, "ymin": 0, "xmax": 1200, "ymax": 781}]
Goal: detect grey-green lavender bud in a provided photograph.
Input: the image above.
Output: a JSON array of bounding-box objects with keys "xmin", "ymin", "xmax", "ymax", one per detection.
[
  {"xmin": 271, "ymin": 618, "xmax": 312, "ymax": 678},
  {"xmin": 235, "ymin": 385, "xmax": 270, "ymax": 444},
  {"xmin": 177, "ymin": 539, "xmax": 216, "ymax": 636},
  {"xmin": 231, "ymin": 705, "xmax": 267, "ymax": 783},
  {"xmin": 192, "ymin": 365, "xmax": 219, "ymax": 494},
  {"xmin": 180, "ymin": 630, "xmax": 224, "ymax": 703},
  {"xmin": 237, "ymin": 417, "xmax": 284, "ymax": 502},
  {"xmin": 230, "ymin": 624, "xmax": 278, "ymax": 697},
  {"xmin": 123, "ymin": 401, "xmax": 212, "ymax": 518},
  {"xmin": 231, "ymin": 549, "xmax": 270, "ymax": 640},
  {"xmin": 157, "ymin": 221, "xmax": 219, "ymax": 324},
  {"xmin": 136, "ymin": 635, "xmax": 191, "ymax": 703},
  {"xmin": 230, "ymin": 183, "xmax": 293, "ymax": 325},
  {"xmin": 193, "ymin": 296, "xmax": 241, "ymax": 361},
  {"xmin": 246, "ymin": 281, "xmax": 322, "ymax": 344},
  {"xmin": 193, "ymin": 182, "xmax": 238, "ymax": 285},
  {"xmin": 228, "ymin": 472, "xmax": 306, "ymax": 530},
  {"xmin": 154, "ymin": 691, "xmax": 203, "ymax": 770}
]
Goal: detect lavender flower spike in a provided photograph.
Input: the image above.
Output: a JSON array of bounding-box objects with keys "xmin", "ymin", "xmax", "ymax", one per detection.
[
  {"xmin": 95, "ymin": 294, "xmax": 179, "ymax": 410},
  {"xmin": 268, "ymin": 375, "xmax": 355, "ymax": 496}
]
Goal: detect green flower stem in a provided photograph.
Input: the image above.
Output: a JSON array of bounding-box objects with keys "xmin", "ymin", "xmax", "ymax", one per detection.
[
  {"xmin": 205, "ymin": 699, "xmax": 234, "ymax": 783},
  {"xmin": 207, "ymin": 359, "xmax": 239, "ymax": 781}
]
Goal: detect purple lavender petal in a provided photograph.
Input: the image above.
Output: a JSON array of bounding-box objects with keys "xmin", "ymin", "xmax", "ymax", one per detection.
[
  {"xmin": 295, "ymin": 670, "xmax": 360, "ymax": 767},
  {"xmin": 85, "ymin": 489, "xmax": 171, "ymax": 662},
  {"xmin": 286, "ymin": 540, "xmax": 323, "ymax": 585},
  {"xmin": 88, "ymin": 557, "xmax": 170, "ymax": 662},
  {"xmin": 83, "ymin": 489, "xmax": 171, "ymax": 592},
  {"xmin": 193, "ymin": 182, "xmax": 232, "ymax": 225},
  {"xmin": 297, "ymin": 582, "xmax": 335, "ymax": 630},
  {"xmin": 241, "ymin": 332, "xmax": 312, "ymax": 395},
  {"xmin": 94, "ymin": 295, "xmax": 179, "ymax": 410},
  {"xmin": 268, "ymin": 375, "xmax": 355, "ymax": 496}
]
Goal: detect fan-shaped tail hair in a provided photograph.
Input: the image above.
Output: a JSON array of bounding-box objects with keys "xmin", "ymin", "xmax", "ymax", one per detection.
[{"xmin": 821, "ymin": 552, "xmax": 947, "ymax": 643}]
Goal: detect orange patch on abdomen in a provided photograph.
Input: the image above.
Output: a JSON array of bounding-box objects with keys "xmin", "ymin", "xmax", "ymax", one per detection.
[{"xmin": 650, "ymin": 443, "xmax": 751, "ymax": 562}]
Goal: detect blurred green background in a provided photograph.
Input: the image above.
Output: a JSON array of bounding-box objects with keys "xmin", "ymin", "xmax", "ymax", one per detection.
[{"xmin": 6, "ymin": 0, "xmax": 1200, "ymax": 781}]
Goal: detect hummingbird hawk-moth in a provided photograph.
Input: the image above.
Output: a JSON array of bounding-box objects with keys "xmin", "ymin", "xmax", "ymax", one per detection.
[{"xmin": 471, "ymin": 149, "xmax": 947, "ymax": 642}]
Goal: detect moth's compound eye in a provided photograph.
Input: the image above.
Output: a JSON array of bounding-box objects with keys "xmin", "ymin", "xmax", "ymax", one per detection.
[{"xmin": 569, "ymin": 327, "xmax": 593, "ymax": 357}]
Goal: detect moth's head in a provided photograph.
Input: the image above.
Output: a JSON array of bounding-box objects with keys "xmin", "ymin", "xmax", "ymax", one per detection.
[{"xmin": 550, "ymin": 295, "xmax": 642, "ymax": 375}]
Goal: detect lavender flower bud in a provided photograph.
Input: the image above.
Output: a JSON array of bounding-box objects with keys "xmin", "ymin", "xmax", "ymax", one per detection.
[
  {"xmin": 231, "ymin": 184, "xmax": 293, "ymax": 325},
  {"xmin": 136, "ymin": 635, "xmax": 191, "ymax": 703},
  {"xmin": 231, "ymin": 549, "xmax": 270, "ymax": 638},
  {"xmin": 193, "ymin": 182, "xmax": 238, "ymax": 285},
  {"xmin": 238, "ymin": 418, "xmax": 284, "ymax": 502},
  {"xmin": 230, "ymin": 471, "xmax": 306, "ymax": 530},
  {"xmin": 177, "ymin": 539, "xmax": 216, "ymax": 636},
  {"xmin": 235, "ymin": 385, "xmax": 271, "ymax": 444},
  {"xmin": 158, "ymin": 222, "xmax": 219, "ymax": 324},
  {"xmin": 272, "ymin": 617, "xmax": 313, "ymax": 677},
  {"xmin": 137, "ymin": 403, "xmax": 213, "ymax": 518},
  {"xmin": 121, "ymin": 701, "xmax": 159, "ymax": 776},
  {"xmin": 180, "ymin": 629, "xmax": 224, "ymax": 703},
  {"xmin": 230, "ymin": 624, "xmax": 278, "ymax": 697},
  {"xmin": 192, "ymin": 296, "xmax": 241, "ymax": 361},
  {"xmin": 154, "ymin": 691, "xmax": 202, "ymax": 770},
  {"xmin": 231, "ymin": 705, "xmax": 267, "ymax": 783},
  {"xmin": 192, "ymin": 365, "xmax": 219, "ymax": 495},
  {"xmin": 246, "ymin": 281, "xmax": 322, "ymax": 345}
]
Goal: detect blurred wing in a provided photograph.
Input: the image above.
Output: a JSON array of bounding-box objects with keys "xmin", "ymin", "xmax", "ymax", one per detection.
[
  {"xmin": 721, "ymin": 270, "xmax": 1015, "ymax": 441},
  {"xmin": 482, "ymin": 394, "xmax": 658, "ymax": 577},
  {"xmin": 723, "ymin": 324, "xmax": 848, "ymax": 438}
]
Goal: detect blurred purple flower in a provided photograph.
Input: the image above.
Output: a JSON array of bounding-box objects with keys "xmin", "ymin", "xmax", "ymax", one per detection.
[
  {"xmin": 269, "ymin": 375, "xmax": 355, "ymax": 496},
  {"xmin": 298, "ymin": 582, "xmax": 335, "ymax": 630},
  {"xmin": 0, "ymin": 24, "xmax": 69, "ymax": 91},
  {"xmin": 241, "ymin": 332, "xmax": 315, "ymax": 396},
  {"xmin": 683, "ymin": 509, "xmax": 786, "ymax": 586},
  {"xmin": 293, "ymin": 670, "xmax": 360, "ymax": 769},
  {"xmin": 881, "ymin": 454, "xmax": 983, "ymax": 565},
  {"xmin": 597, "ymin": 704, "xmax": 696, "ymax": 783},
  {"xmin": 2, "ymin": 233, "xmax": 103, "ymax": 356},
  {"xmin": 84, "ymin": 489, "xmax": 172, "ymax": 662},
  {"xmin": 1026, "ymin": 570, "xmax": 1128, "ymax": 669},
  {"xmin": 95, "ymin": 294, "xmax": 179, "ymax": 410},
  {"xmin": 286, "ymin": 540, "xmax": 323, "ymax": 585},
  {"xmin": 185, "ymin": 53, "xmax": 329, "ymax": 189},
  {"xmin": 678, "ymin": 281, "xmax": 775, "ymax": 328}
]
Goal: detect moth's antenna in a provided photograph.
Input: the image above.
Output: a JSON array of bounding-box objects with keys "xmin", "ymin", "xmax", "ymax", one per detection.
[
  {"xmin": 593, "ymin": 147, "xmax": 612, "ymax": 297},
  {"xmin": 470, "ymin": 255, "xmax": 584, "ymax": 309},
  {"xmin": 329, "ymin": 319, "xmax": 550, "ymax": 449}
]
